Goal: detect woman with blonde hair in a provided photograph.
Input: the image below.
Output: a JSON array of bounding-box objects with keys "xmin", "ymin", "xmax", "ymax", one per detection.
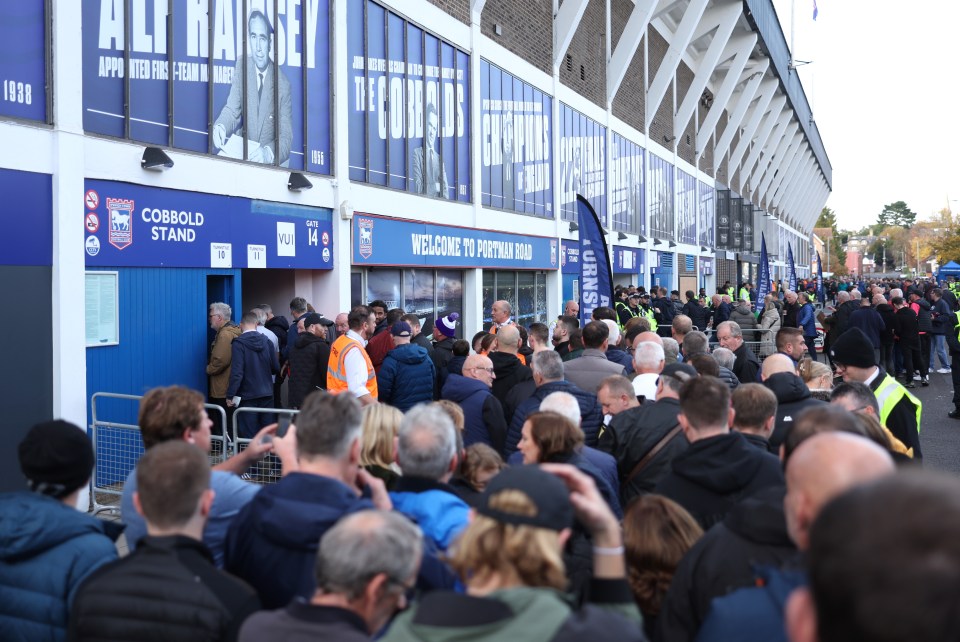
[
  {"xmin": 360, "ymin": 404, "xmax": 403, "ymax": 490},
  {"xmin": 382, "ymin": 464, "xmax": 644, "ymax": 641},
  {"xmin": 623, "ymin": 494, "xmax": 703, "ymax": 638},
  {"xmin": 758, "ymin": 294, "xmax": 781, "ymax": 357},
  {"xmin": 799, "ymin": 357, "xmax": 833, "ymax": 401}
]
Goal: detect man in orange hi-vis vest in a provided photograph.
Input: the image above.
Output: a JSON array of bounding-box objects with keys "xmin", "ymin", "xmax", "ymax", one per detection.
[{"xmin": 327, "ymin": 305, "xmax": 378, "ymax": 406}]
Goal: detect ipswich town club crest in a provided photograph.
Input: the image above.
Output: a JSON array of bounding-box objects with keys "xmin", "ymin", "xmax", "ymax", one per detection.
[
  {"xmin": 358, "ymin": 218, "xmax": 374, "ymax": 259},
  {"xmin": 107, "ymin": 198, "xmax": 134, "ymax": 250},
  {"xmin": 550, "ymin": 239, "xmax": 558, "ymax": 267}
]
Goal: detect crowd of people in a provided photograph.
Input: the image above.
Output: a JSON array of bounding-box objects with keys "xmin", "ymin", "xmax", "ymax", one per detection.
[{"xmin": 4, "ymin": 280, "xmax": 960, "ymax": 641}]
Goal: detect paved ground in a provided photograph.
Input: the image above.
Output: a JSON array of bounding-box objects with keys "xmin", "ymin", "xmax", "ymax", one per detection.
[{"xmin": 909, "ymin": 368, "xmax": 960, "ymax": 474}]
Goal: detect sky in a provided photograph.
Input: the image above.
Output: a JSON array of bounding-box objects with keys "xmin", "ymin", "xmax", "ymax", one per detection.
[{"xmin": 771, "ymin": 0, "xmax": 960, "ymax": 230}]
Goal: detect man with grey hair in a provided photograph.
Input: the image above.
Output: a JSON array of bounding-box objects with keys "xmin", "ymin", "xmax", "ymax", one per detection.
[
  {"xmin": 662, "ymin": 337, "xmax": 680, "ymax": 365},
  {"xmin": 206, "ymin": 301, "xmax": 241, "ymax": 429},
  {"xmin": 225, "ymin": 392, "xmax": 392, "ymax": 609},
  {"xmin": 603, "ymin": 319, "xmax": 634, "ymax": 374},
  {"xmin": 718, "ymin": 321, "xmax": 759, "ymax": 383},
  {"xmin": 239, "ymin": 510, "xmax": 423, "ymax": 641},
  {"xmin": 389, "ymin": 405, "xmax": 469, "ymax": 551},
  {"xmin": 782, "ymin": 290, "xmax": 799, "ymax": 328},
  {"xmin": 710, "ymin": 347, "xmax": 740, "ymax": 390},
  {"xmin": 682, "ymin": 330, "xmax": 710, "ymax": 360},
  {"xmin": 632, "ymin": 341, "xmax": 665, "ymax": 401},
  {"xmin": 251, "ymin": 307, "xmax": 279, "ymax": 353},
  {"xmin": 599, "ymin": 363, "xmax": 695, "ymax": 504},
  {"xmin": 505, "ymin": 350, "xmax": 603, "ymax": 455}
]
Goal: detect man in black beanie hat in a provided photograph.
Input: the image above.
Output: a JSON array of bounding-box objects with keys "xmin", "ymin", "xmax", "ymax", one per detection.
[
  {"xmin": 831, "ymin": 327, "xmax": 922, "ymax": 460},
  {"xmin": 0, "ymin": 420, "xmax": 122, "ymax": 640}
]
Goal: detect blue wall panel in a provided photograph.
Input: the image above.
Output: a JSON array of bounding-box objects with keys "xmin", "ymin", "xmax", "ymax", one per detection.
[{"xmin": 86, "ymin": 267, "xmax": 241, "ymax": 429}]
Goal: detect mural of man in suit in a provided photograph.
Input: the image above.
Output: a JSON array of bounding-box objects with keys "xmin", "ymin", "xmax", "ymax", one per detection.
[
  {"xmin": 212, "ymin": 10, "xmax": 292, "ymax": 166},
  {"xmin": 412, "ymin": 100, "xmax": 450, "ymax": 198}
]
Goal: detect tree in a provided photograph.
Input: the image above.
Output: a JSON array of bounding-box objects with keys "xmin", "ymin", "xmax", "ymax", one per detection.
[
  {"xmin": 816, "ymin": 207, "xmax": 837, "ymax": 230},
  {"xmin": 929, "ymin": 208, "xmax": 960, "ymax": 265},
  {"xmin": 878, "ymin": 201, "xmax": 917, "ymax": 229}
]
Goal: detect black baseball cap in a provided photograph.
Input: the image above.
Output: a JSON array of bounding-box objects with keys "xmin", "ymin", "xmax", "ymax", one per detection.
[
  {"xmin": 475, "ymin": 465, "xmax": 573, "ymax": 532},
  {"xmin": 303, "ymin": 312, "xmax": 334, "ymax": 328}
]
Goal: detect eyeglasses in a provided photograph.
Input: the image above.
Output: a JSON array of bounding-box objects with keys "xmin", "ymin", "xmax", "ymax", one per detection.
[{"xmin": 473, "ymin": 367, "xmax": 495, "ymax": 373}]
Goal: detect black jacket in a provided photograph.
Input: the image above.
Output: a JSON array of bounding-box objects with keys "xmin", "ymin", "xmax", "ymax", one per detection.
[
  {"xmin": 731, "ymin": 342, "xmax": 760, "ymax": 384},
  {"xmin": 239, "ymin": 602, "xmax": 368, "ymax": 642},
  {"xmin": 781, "ymin": 301, "xmax": 798, "ymax": 328},
  {"xmin": 834, "ymin": 299, "xmax": 859, "ymax": 336},
  {"xmin": 655, "ymin": 487, "xmax": 795, "ymax": 642},
  {"xmin": 287, "ymin": 333, "xmax": 329, "ymax": 408},
  {"xmin": 432, "ymin": 337, "xmax": 456, "ymax": 398},
  {"xmin": 876, "ymin": 303, "xmax": 896, "ymax": 344},
  {"xmin": 763, "ymin": 372, "xmax": 826, "ymax": 451},
  {"xmin": 264, "ymin": 315, "xmax": 290, "ymax": 356},
  {"xmin": 893, "ymin": 307, "xmax": 920, "ymax": 349},
  {"xmin": 598, "ymin": 398, "xmax": 689, "ymax": 505},
  {"xmin": 654, "ymin": 431, "xmax": 784, "ymax": 530},
  {"xmin": 490, "ymin": 352, "xmax": 533, "ymax": 409},
  {"xmin": 912, "ymin": 298, "xmax": 933, "ymax": 333},
  {"xmin": 70, "ymin": 535, "xmax": 260, "ymax": 642},
  {"xmin": 682, "ymin": 300, "xmax": 711, "ymax": 331},
  {"xmin": 502, "ymin": 378, "xmax": 538, "ymax": 426}
]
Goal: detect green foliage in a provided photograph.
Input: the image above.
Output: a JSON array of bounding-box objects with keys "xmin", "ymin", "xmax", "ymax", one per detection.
[
  {"xmin": 931, "ymin": 231, "xmax": 960, "ymax": 266},
  {"xmin": 816, "ymin": 207, "xmax": 837, "ymax": 230},
  {"xmin": 878, "ymin": 201, "xmax": 916, "ymax": 229}
]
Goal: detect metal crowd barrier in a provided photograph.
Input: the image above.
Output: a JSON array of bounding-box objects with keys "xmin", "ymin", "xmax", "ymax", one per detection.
[
  {"xmin": 231, "ymin": 406, "xmax": 299, "ymax": 486},
  {"xmin": 89, "ymin": 392, "xmax": 227, "ymax": 515}
]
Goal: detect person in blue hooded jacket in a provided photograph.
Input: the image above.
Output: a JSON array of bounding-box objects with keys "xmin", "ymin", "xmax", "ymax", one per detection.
[
  {"xmin": 378, "ymin": 321, "xmax": 436, "ymax": 412},
  {"xmin": 0, "ymin": 420, "xmax": 121, "ymax": 641},
  {"xmin": 389, "ymin": 405, "xmax": 469, "ymax": 551}
]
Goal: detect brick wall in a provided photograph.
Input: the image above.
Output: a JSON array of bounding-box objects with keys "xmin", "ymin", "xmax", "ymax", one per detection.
[
  {"xmin": 558, "ymin": 0, "xmax": 606, "ymax": 109},
  {"xmin": 481, "ymin": 0, "xmax": 553, "ymax": 75},
  {"xmin": 676, "ymin": 61, "xmax": 695, "ymax": 165},
  {"xmin": 610, "ymin": 0, "xmax": 645, "ymax": 133},
  {"xmin": 713, "ymin": 111, "xmax": 728, "ymax": 185},
  {"xmin": 427, "ymin": 0, "xmax": 470, "ymax": 24},
  {"xmin": 647, "ymin": 27, "xmax": 673, "ymax": 146},
  {"xmin": 697, "ymin": 89, "xmax": 710, "ymax": 174}
]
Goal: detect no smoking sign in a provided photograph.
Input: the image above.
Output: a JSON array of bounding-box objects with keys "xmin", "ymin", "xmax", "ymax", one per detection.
[
  {"xmin": 85, "ymin": 212, "xmax": 100, "ymax": 233},
  {"xmin": 85, "ymin": 189, "xmax": 99, "ymax": 210}
]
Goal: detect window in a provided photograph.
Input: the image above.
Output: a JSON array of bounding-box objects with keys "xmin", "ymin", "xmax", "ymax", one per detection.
[
  {"xmin": 356, "ymin": 268, "xmax": 463, "ymax": 337},
  {"xmin": 482, "ymin": 271, "xmax": 548, "ymax": 330}
]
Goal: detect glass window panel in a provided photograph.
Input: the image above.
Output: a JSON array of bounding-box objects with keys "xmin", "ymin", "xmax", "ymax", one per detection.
[
  {"xmin": 535, "ymin": 272, "xmax": 548, "ymax": 324},
  {"xmin": 435, "ymin": 269, "xmax": 464, "ymax": 338},
  {"xmin": 517, "ymin": 271, "xmax": 536, "ymax": 327},
  {"xmin": 402, "ymin": 269, "xmax": 436, "ymax": 319},
  {"xmin": 366, "ymin": 269, "xmax": 402, "ymax": 309},
  {"xmin": 482, "ymin": 271, "xmax": 495, "ymax": 330},
  {"xmin": 495, "ymin": 271, "xmax": 517, "ymax": 316},
  {"xmin": 351, "ymin": 272, "xmax": 362, "ymax": 308}
]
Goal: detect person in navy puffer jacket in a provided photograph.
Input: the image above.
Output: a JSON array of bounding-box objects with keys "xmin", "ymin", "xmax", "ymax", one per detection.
[
  {"xmin": 378, "ymin": 321, "xmax": 436, "ymax": 412},
  {"xmin": 0, "ymin": 420, "xmax": 122, "ymax": 642},
  {"xmin": 441, "ymin": 354, "xmax": 508, "ymax": 454}
]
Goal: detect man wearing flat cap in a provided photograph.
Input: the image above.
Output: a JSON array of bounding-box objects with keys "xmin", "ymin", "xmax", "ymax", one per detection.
[
  {"xmin": 830, "ymin": 326, "xmax": 922, "ymax": 460},
  {"xmin": 288, "ymin": 312, "xmax": 333, "ymax": 409}
]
